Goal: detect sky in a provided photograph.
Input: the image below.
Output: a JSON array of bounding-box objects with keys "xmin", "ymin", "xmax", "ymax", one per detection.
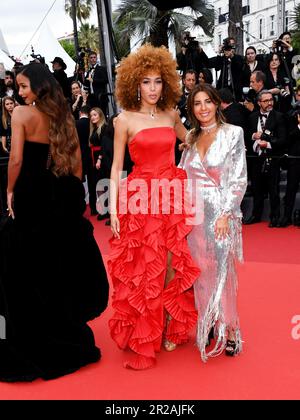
[{"xmin": 0, "ymin": 0, "xmax": 120, "ymax": 59}]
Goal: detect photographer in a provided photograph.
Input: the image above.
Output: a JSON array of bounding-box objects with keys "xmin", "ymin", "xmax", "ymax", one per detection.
[
  {"xmin": 280, "ymin": 86, "xmax": 300, "ymax": 227},
  {"xmin": 244, "ymin": 90, "xmax": 287, "ymax": 227},
  {"xmin": 176, "ymin": 33, "xmax": 209, "ymax": 74},
  {"xmin": 272, "ymin": 32, "xmax": 298, "ymax": 82},
  {"xmin": 208, "ymin": 37, "xmax": 244, "ymax": 101}
]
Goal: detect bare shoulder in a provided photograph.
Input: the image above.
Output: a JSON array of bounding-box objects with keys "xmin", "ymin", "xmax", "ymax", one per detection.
[
  {"xmin": 164, "ymin": 108, "xmax": 178, "ymax": 123},
  {"xmin": 115, "ymin": 111, "xmax": 130, "ymax": 127},
  {"xmin": 12, "ymin": 105, "xmax": 37, "ymax": 122},
  {"xmin": 12, "ymin": 105, "xmax": 28, "ymax": 120}
]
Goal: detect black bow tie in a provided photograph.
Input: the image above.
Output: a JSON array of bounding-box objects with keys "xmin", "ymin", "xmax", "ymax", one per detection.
[{"xmin": 260, "ymin": 113, "xmax": 268, "ymax": 118}]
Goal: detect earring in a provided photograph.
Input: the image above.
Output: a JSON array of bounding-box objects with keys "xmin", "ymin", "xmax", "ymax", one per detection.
[
  {"xmin": 160, "ymin": 95, "xmax": 164, "ymax": 101},
  {"xmin": 137, "ymin": 87, "xmax": 141, "ymax": 101}
]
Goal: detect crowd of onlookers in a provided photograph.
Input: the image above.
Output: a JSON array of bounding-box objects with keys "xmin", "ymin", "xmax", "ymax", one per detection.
[
  {"xmin": 177, "ymin": 32, "xmax": 300, "ymax": 228},
  {"xmin": 0, "ymin": 51, "xmax": 114, "ymax": 221},
  {"xmin": 1, "ymin": 32, "xmax": 300, "ymax": 227}
]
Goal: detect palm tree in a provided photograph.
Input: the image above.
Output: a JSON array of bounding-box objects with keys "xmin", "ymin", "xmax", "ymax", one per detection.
[
  {"xmin": 65, "ymin": 0, "xmax": 94, "ymax": 24},
  {"xmin": 113, "ymin": 0, "xmax": 214, "ymax": 52},
  {"xmin": 290, "ymin": 4, "xmax": 300, "ymax": 51},
  {"xmin": 78, "ymin": 23, "xmax": 99, "ymax": 52},
  {"xmin": 228, "ymin": 0, "xmax": 243, "ymax": 55}
]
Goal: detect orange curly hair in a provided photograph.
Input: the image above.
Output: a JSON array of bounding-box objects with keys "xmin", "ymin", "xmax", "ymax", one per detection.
[{"xmin": 115, "ymin": 44, "xmax": 182, "ymax": 111}]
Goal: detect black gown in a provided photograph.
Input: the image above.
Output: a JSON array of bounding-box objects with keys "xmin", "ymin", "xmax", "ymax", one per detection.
[{"xmin": 0, "ymin": 141, "xmax": 109, "ymax": 382}]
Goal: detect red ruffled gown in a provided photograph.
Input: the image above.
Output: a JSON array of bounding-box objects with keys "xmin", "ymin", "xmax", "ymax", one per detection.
[{"xmin": 108, "ymin": 127, "xmax": 200, "ymax": 369}]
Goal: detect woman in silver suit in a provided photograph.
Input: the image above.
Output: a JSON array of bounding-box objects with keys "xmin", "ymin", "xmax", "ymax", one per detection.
[{"xmin": 179, "ymin": 84, "xmax": 247, "ymax": 362}]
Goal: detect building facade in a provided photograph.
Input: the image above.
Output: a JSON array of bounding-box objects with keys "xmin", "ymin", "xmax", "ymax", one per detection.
[{"xmin": 214, "ymin": 0, "xmax": 300, "ymax": 54}]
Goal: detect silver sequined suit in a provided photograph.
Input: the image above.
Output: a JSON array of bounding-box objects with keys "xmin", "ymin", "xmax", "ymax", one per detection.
[{"xmin": 179, "ymin": 123, "xmax": 247, "ymax": 362}]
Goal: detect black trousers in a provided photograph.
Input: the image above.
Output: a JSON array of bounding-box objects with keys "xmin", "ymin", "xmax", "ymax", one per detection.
[
  {"xmin": 250, "ymin": 156, "xmax": 281, "ymax": 220},
  {"xmin": 283, "ymin": 157, "xmax": 300, "ymax": 219},
  {"xmin": 85, "ymin": 165, "xmax": 100, "ymax": 214}
]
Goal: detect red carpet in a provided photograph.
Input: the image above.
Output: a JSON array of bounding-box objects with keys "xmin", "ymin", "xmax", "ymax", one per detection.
[{"xmin": 1, "ymin": 220, "xmax": 300, "ymax": 400}]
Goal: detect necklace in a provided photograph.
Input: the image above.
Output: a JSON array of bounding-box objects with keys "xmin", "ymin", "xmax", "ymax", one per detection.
[
  {"xmin": 139, "ymin": 107, "xmax": 157, "ymax": 120},
  {"xmin": 200, "ymin": 122, "xmax": 217, "ymax": 134}
]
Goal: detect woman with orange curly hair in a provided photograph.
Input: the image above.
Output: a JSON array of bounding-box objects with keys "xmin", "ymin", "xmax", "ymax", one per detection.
[{"xmin": 108, "ymin": 44, "xmax": 200, "ymax": 369}]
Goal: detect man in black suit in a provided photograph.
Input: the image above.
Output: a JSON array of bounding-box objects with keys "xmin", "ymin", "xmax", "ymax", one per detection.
[
  {"xmin": 177, "ymin": 69, "xmax": 197, "ymax": 129},
  {"xmin": 76, "ymin": 105, "xmax": 98, "ymax": 216},
  {"xmin": 84, "ymin": 51, "xmax": 109, "ymax": 116},
  {"xmin": 242, "ymin": 70, "xmax": 266, "ymax": 114},
  {"xmin": 244, "ymin": 90, "xmax": 287, "ymax": 227}
]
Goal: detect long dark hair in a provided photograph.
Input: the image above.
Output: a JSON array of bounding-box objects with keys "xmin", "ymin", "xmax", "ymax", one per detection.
[
  {"xmin": 187, "ymin": 83, "xmax": 225, "ymax": 145},
  {"xmin": 17, "ymin": 63, "xmax": 79, "ymax": 176}
]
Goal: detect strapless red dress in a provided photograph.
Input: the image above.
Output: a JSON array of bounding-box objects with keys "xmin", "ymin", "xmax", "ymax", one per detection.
[{"xmin": 108, "ymin": 127, "xmax": 200, "ymax": 369}]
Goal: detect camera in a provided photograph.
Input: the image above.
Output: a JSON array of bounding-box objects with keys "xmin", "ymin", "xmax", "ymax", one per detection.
[
  {"xmin": 221, "ymin": 39, "xmax": 235, "ymax": 54},
  {"xmin": 242, "ymin": 87, "xmax": 256, "ymax": 103},
  {"xmin": 182, "ymin": 33, "xmax": 200, "ymax": 52},
  {"xmin": 30, "ymin": 46, "xmax": 45, "ymax": 65},
  {"xmin": 260, "ymin": 129, "xmax": 272, "ymax": 142},
  {"xmin": 273, "ymin": 39, "xmax": 283, "ymax": 53},
  {"xmin": 276, "ymin": 78, "xmax": 291, "ymax": 97}
]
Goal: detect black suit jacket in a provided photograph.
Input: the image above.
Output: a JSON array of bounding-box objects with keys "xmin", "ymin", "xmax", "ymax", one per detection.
[
  {"xmin": 222, "ymin": 102, "xmax": 247, "ymax": 132},
  {"xmin": 288, "ymin": 125, "xmax": 300, "ymax": 156},
  {"xmin": 176, "ymin": 49, "xmax": 209, "ymax": 74},
  {"xmin": 53, "ymin": 69, "xmax": 70, "ymax": 99},
  {"xmin": 84, "ymin": 65, "xmax": 108, "ymax": 96},
  {"xmin": 246, "ymin": 109, "xmax": 287, "ymax": 156}
]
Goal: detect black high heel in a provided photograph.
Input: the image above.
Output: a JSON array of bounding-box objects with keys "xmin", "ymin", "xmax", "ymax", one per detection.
[
  {"xmin": 206, "ymin": 327, "xmax": 214, "ymax": 347},
  {"xmin": 225, "ymin": 340, "xmax": 238, "ymax": 356}
]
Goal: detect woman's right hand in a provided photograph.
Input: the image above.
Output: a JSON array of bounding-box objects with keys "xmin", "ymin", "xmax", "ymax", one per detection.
[
  {"xmin": 7, "ymin": 191, "xmax": 15, "ymax": 219},
  {"xmin": 111, "ymin": 214, "xmax": 120, "ymax": 239}
]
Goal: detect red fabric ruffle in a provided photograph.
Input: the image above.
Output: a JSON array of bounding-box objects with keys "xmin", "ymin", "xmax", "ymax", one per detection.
[{"xmin": 108, "ymin": 166, "xmax": 200, "ymax": 370}]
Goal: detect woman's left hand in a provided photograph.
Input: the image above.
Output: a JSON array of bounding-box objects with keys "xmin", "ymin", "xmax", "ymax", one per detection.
[
  {"xmin": 7, "ymin": 191, "xmax": 15, "ymax": 219},
  {"xmin": 215, "ymin": 215, "xmax": 230, "ymax": 240}
]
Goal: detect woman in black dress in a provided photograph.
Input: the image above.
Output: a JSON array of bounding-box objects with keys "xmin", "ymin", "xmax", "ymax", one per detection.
[
  {"xmin": 0, "ymin": 63, "xmax": 109, "ymax": 382},
  {"xmin": 0, "ymin": 97, "xmax": 16, "ymax": 214}
]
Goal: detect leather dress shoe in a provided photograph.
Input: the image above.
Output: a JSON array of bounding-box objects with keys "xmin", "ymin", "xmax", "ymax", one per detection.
[
  {"xmin": 278, "ymin": 216, "xmax": 292, "ymax": 228},
  {"xmin": 243, "ymin": 216, "xmax": 261, "ymax": 225},
  {"xmin": 268, "ymin": 218, "xmax": 279, "ymax": 228}
]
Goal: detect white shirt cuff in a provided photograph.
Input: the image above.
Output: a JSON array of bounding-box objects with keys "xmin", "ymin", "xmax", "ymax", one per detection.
[{"xmin": 253, "ymin": 140, "xmax": 259, "ymax": 153}]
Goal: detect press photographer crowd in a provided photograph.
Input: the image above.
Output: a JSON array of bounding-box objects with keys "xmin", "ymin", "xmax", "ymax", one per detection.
[{"xmin": 1, "ymin": 31, "xmax": 300, "ymax": 228}]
